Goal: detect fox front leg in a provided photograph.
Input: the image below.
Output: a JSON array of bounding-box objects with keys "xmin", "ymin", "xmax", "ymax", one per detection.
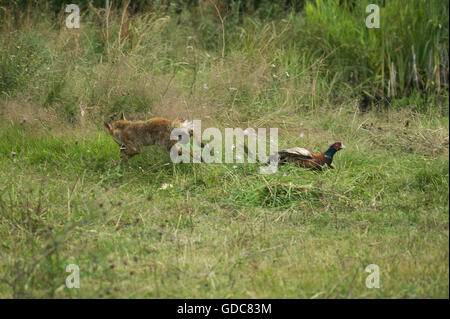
[{"xmin": 120, "ymin": 145, "xmax": 141, "ymax": 161}]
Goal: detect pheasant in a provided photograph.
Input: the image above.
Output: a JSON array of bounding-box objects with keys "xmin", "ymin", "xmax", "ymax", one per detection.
[{"xmin": 271, "ymin": 142, "xmax": 345, "ymax": 170}]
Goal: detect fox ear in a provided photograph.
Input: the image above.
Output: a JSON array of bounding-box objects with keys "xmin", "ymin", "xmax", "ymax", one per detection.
[
  {"xmin": 104, "ymin": 122, "xmax": 112, "ymax": 131},
  {"xmin": 120, "ymin": 112, "xmax": 126, "ymax": 121}
]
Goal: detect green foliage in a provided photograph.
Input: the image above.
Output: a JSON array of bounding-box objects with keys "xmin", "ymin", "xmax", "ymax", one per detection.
[
  {"xmin": 0, "ymin": 1, "xmax": 448, "ymax": 298},
  {"xmin": 1, "ymin": 0, "xmax": 447, "ymax": 122},
  {"xmin": 0, "ymin": 31, "xmax": 52, "ymax": 95},
  {"xmin": 0, "ymin": 108, "xmax": 448, "ymax": 298},
  {"xmin": 302, "ymin": 0, "xmax": 449, "ymax": 99}
]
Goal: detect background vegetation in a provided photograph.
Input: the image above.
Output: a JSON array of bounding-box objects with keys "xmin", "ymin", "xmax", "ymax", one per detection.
[{"xmin": 0, "ymin": 0, "xmax": 448, "ymax": 298}]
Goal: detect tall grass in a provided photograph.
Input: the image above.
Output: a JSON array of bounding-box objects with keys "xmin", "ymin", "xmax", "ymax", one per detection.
[
  {"xmin": 0, "ymin": 0, "xmax": 448, "ymax": 125},
  {"xmin": 301, "ymin": 0, "xmax": 449, "ymax": 104}
]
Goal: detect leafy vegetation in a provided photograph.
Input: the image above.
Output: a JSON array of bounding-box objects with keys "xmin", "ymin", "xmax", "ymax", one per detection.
[{"xmin": 0, "ymin": 1, "xmax": 448, "ymax": 298}]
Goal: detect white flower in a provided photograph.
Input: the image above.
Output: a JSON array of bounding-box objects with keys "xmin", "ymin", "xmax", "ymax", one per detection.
[
  {"xmin": 205, "ymin": 52, "xmax": 211, "ymax": 58},
  {"xmin": 233, "ymin": 165, "xmax": 238, "ymax": 168},
  {"xmin": 285, "ymin": 72, "xmax": 290, "ymax": 78},
  {"xmin": 159, "ymin": 183, "xmax": 173, "ymax": 190},
  {"xmin": 299, "ymin": 132, "xmax": 304, "ymax": 138},
  {"xmin": 271, "ymin": 64, "xmax": 276, "ymax": 68},
  {"xmin": 203, "ymin": 83, "xmax": 208, "ymax": 89}
]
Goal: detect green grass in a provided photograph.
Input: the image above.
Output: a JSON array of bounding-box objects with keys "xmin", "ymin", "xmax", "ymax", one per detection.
[
  {"xmin": 0, "ymin": 108, "xmax": 448, "ymax": 298},
  {"xmin": 301, "ymin": 0, "xmax": 449, "ymax": 100},
  {"xmin": 0, "ymin": 1, "xmax": 448, "ymax": 298}
]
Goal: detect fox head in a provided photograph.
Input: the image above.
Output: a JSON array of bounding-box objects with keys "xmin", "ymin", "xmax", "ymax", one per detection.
[{"xmin": 103, "ymin": 112, "xmax": 129, "ymax": 149}]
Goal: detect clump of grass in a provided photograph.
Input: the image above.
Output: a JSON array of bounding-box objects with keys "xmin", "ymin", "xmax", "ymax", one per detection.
[
  {"xmin": 0, "ymin": 177, "xmax": 101, "ymax": 298},
  {"xmin": 301, "ymin": 0, "xmax": 449, "ymax": 106},
  {"xmin": 0, "ymin": 31, "xmax": 53, "ymax": 95}
]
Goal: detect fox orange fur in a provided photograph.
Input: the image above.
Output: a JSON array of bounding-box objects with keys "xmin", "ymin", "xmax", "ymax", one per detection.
[{"xmin": 104, "ymin": 113, "xmax": 203, "ymax": 161}]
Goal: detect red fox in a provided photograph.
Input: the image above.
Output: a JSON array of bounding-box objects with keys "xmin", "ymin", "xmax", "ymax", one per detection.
[{"xmin": 104, "ymin": 113, "xmax": 204, "ymax": 161}]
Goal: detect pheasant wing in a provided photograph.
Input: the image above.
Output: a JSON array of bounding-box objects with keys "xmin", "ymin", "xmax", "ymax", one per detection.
[{"xmin": 278, "ymin": 147, "xmax": 314, "ymax": 160}]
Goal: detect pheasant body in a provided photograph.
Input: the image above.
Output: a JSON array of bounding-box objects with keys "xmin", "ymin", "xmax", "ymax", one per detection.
[{"xmin": 273, "ymin": 142, "xmax": 345, "ymax": 170}]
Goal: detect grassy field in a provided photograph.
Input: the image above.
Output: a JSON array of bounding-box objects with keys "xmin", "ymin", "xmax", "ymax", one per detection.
[
  {"xmin": 0, "ymin": 108, "xmax": 448, "ymax": 298},
  {"xmin": 0, "ymin": 1, "xmax": 448, "ymax": 298}
]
